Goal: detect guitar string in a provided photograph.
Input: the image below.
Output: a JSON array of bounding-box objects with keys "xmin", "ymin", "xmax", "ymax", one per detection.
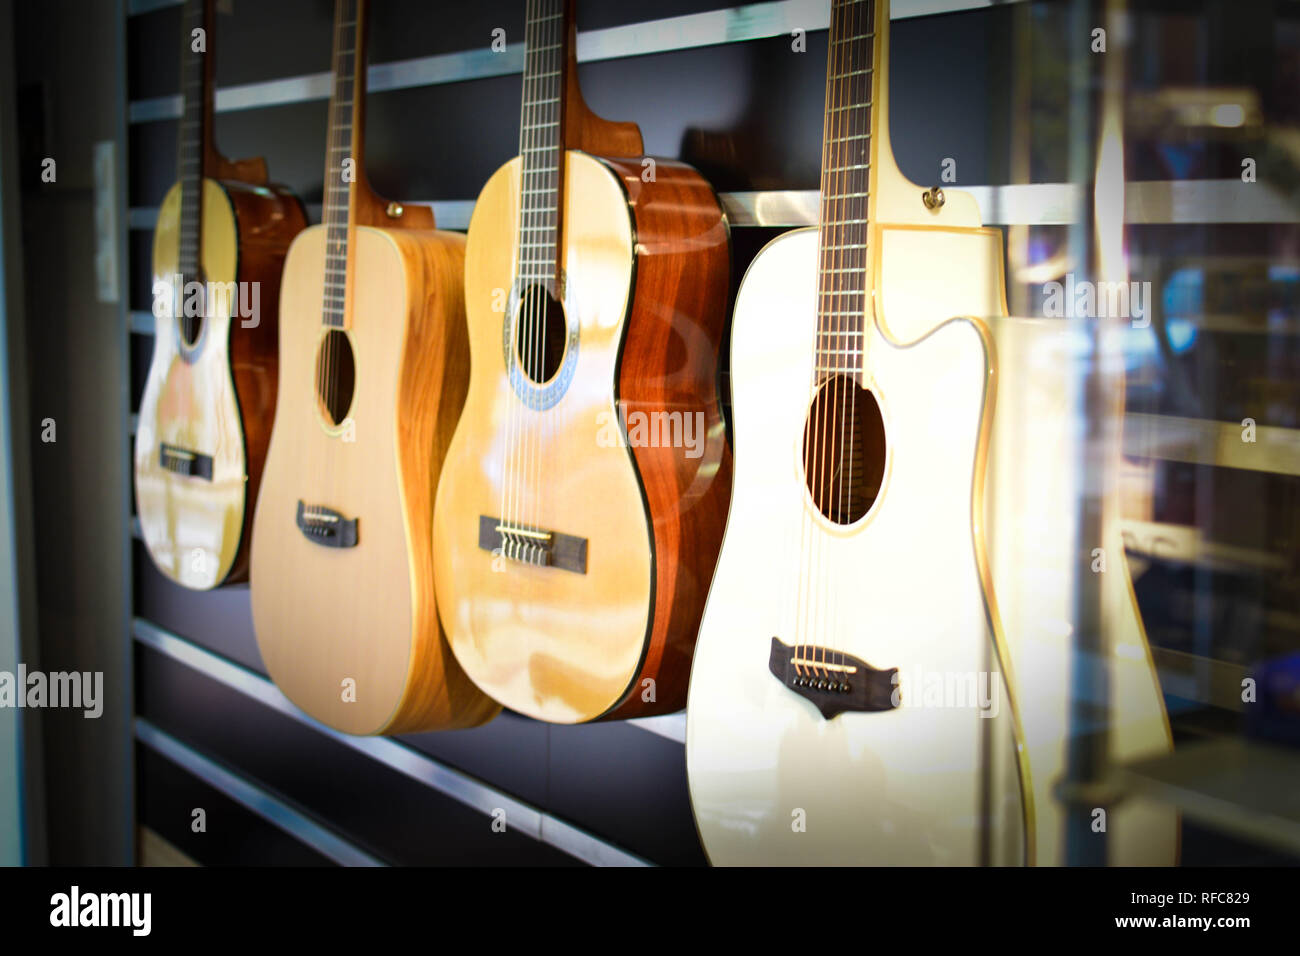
[
  {"xmin": 533, "ymin": 0, "xmax": 562, "ymax": 553},
  {"xmin": 326, "ymin": 0, "xmax": 350, "ymax": 443},
  {"xmin": 330, "ymin": 0, "xmax": 355, "ymax": 504},
  {"xmin": 826, "ymin": 0, "xmax": 852, "ymax": 686},
  {"xmin": 842, "ymin": 0, "xmax": 873, "ymax": 686},
  {"xmin": 544, "ymin": 1, "xmax": 562, "ymax": 548},
  {"xmin": 510, "ymin": 0, "xmax": 554, "ymax": 558},
  {"xmin": 321, "ymin": 0, "xmax": 343, "ymax": 435},
  {"xmin": 178, "ymin": 0, "xmax": 193, "ymax": 347},
  {"xmin": 323, "ymin": 0, "xmax": 343, "ymax": 442},
  {"xmin": 333, "ymin": 0, "xmax": 356, "ymax": 450},
  {"xmin": 503, "ymin": 0, "xmax": 536, "ymax": 558},
  {"xmin": 181, "ymin": 0, "xmax": 206, "ymax": 349},
  {"xmin": 540, "ymin": 0, "xmax": 561, "ymax": 553},
  {"xmin": 499, "ymin": 2, "xmax": 520, "ymax": 562},
  {"xmin": 801, "ymin": 0, "xmax": 837, "ymax": 681},
  {"xmin": 525, "ymin": 0, "xmax": 556, "ymax": 548},
  {"xmin": 835, "ymin": 0, "xmax": 861, "ymax": 680},
  {"xmin": 518, "ymin": 0, "xmax": 537, "ymax": 549},
  {"xmin": 840, "ymin": 0, "xmax": 871, "ymax": 687},
  {"xmin": 810, "ymin": 0, "xmax": 834, "ymax": 681},
  {"xmin": 525, "ymin": 0, "xmax": 552, "ymax": 550},
  {"xmin": 825, "ymin": 0, "xmax": 854, "ymax": 682},
  {"xmin": 814, "ymin": 0, "xmax": 850, "ymax": 682}
]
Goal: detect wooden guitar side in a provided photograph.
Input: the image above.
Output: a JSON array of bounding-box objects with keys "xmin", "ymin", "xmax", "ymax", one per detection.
[
  {"xmin": 135, "ymin": 177, "xmax": 304, "ymax": 589},
  {"xmin": 251, "ymin": 224, "xmax": 499, "ymax": 735},
  {"xmin": 601, "ymin": 157, "xmax": 731, "ymax": 720}
]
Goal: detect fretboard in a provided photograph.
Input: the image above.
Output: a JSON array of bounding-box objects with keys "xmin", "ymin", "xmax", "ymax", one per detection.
[
  {"xmin": 321, "ymin": 0, "xmax": 362, "ymax": 329},
  {"xmin": 816, "ymin": 0, "xmax": 878, "ymax": 380},
  {"xmin": 516, "ymin": 0, "xmax": 567, "ymax": 288},
  {"xmin": 176, "ymin": 0, "xmax": 209, "ymax": 280}
]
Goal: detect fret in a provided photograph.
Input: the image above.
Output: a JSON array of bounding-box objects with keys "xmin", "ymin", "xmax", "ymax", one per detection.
[
  {"xmin": 515, "ymin": 0, "xmax": 567, "ymax": 289},
  {"xmin": 814, "ymin": 365, "xmax": 861, "ymax": 374},
  {"xmin": 830, "ymin": 67, "xmax": 873, "ymax": 79},
  {"xmin": 175, "ymin": 0, "xmax": 209, "ymax": 281}
]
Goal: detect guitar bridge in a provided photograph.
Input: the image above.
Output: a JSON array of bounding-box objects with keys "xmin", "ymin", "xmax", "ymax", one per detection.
[
  {"xmin": 768, "ymin": 637, "xmax": 898, "ymax": 720},
  {"xmin": 296, "ymin": 500, "xmax": 358, "ymax": 548},
  {"xmin": 478, "ymin": 515, "xmax": 587, "ymax": 574},
  {"xmin": 159, "ymin": 443, "xmax": 213, "ymax": 481}
]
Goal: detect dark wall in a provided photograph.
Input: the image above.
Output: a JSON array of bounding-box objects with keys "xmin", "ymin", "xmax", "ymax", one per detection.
[{"xmin": 13, "ymin": 0, "xmax": 134, "ymax": 866}]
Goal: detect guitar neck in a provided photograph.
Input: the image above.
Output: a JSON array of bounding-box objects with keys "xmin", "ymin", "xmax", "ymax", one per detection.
[
  {"xmin": 176, "ymin": 0, "xmax": 213, "ymax": 278},
  {"xmin": 321, "ymin": 0, "xmax": 366, "ymax": 330},
  {"xmin": 816, "ymin": 0, "xmax": 886, "ymax": 382},
  {"xmin": 517, "ymin": 0, "xmax": 573, "ymax": 288}
]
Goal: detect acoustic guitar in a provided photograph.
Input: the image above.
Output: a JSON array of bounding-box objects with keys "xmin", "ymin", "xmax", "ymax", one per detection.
[
  {"xmin": 685, "ymin": 0, "xmax": 1027, "ymax": 865},
  {"xmin": 687, "ymin": 0, "xmax": 1173, "ymax": 866},
  {"xmin": 432, "ymin": 0, "xmax": 732, "ymax": 724},
  {"xmin": 249, "ymin": 0, "xmax": 499, "ymax": 735},
  {"xmin": 135, "ymin": 0, "xmax": 306, "ymax": 590}
]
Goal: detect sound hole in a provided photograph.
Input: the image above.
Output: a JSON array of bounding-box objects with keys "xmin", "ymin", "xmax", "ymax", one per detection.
[
  {"xmin": 315, "ymin": 328, "xmax": 356, "ymax": 427},
  {"xmin": 514, "ymin": 283, "xmax": 567, "ymax": 385},
  {"xmin": 802, "ymin": 375, "xmax": 887, "ymax": 525}
]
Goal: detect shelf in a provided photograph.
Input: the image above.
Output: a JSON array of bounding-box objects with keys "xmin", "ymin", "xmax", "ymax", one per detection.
[{"xmin": 1119, "ymin": 739, "xmax": 1300, "ymax": 857}]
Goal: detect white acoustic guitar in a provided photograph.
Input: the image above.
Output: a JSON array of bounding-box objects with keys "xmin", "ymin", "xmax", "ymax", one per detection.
[{"xmin": 685, "ymin": 0, "xmax": 1174, "ymax": 865}]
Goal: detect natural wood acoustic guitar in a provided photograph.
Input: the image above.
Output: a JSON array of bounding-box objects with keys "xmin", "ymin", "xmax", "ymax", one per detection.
[
  {"xmin": 432, "ymin": 0, "xmax": 732, "ymax": 724},
  {"xmin": 249, "ymin": 0, "xmax": 499, "ymax": 735},
  {"xmin": 135, "ymin": 0, "xmax": 306, "ymax": 590}
]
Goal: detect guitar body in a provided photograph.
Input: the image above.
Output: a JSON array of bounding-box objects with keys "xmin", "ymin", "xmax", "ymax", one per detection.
[
  {"xmin": 251, "ymin": 224, "xmax": 499, "ymax": 735},
  {"xmin": 433, "ymin": 151, "xmax": 731, "ymax": 723},
  {"xmin": 686, "ymin": 228, "xmax": 1026, "ymax": 865},
  {"xmin": 135, "ymin": 177, "xmax": 304, "ymax": 589},
  {"xmin": 873, "ymin": 216, "xmax": 1175, "ymax": 868}
]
